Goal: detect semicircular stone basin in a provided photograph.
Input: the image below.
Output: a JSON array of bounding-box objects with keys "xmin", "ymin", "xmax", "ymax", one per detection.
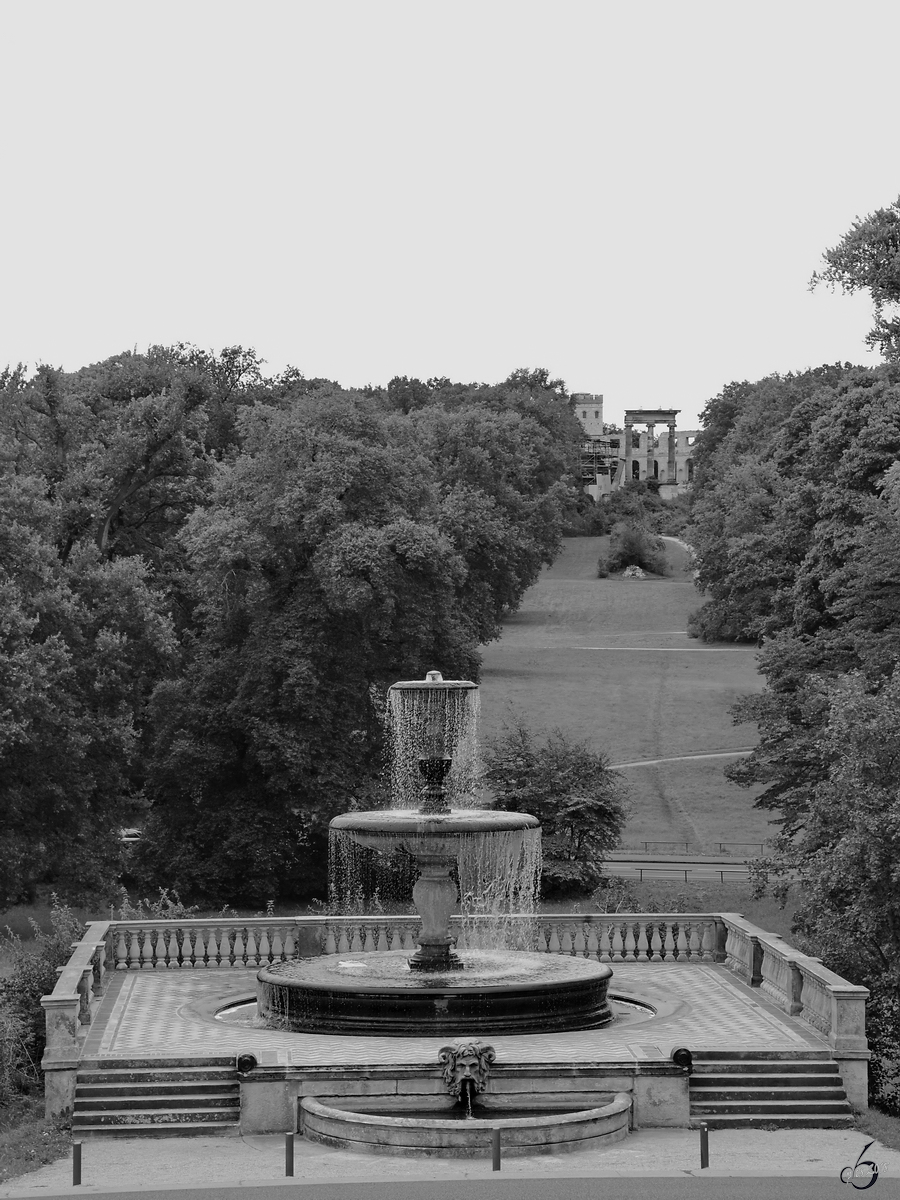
[
  {"xmin": 300, "ymin": 1092, "xmax": 632, "ymax": 1157},
  {"xmin": 257, "ymin": 950, "xmax": 613, "ymax": 1036}
]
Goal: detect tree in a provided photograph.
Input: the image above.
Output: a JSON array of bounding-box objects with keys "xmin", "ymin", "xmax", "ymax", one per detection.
[
  {"xmin": 482, "ymin": 720, "xmax": 629, "ymax": 897},
  {"xmin": 0, "ymin": 475, "xmax": 176, "ymax": 904},
  {"xmin": 811, "ymin": 196, "xmax": 900, "ymax": 360}
]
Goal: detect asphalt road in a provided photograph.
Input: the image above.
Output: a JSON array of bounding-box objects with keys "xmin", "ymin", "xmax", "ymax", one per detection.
[{"xmin": 9, "ymin": 1176, "xmax": 897, "ymax": 1200}]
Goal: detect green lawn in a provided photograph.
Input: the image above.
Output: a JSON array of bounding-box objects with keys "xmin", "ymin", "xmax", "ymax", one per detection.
[{"xmin": 478, "ymin": 537, "xmax": 773, "ymax": 851}]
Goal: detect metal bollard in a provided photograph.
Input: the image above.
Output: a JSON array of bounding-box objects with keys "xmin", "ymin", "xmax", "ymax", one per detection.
[
  {"xmin": 72, "ymin": 1141, "xmax": 82, "ymax": 1186},
  {"xmin": 699, "ymin": 1122, "xmax": 709, "ymax": 1169},
  {"xmin": 285, "ymin": 1132, "xmax": 294, "ymax": 1177},
  {"xmin": 491, "ymin": 1127, "xmax": 501, "ymax": 1171}
]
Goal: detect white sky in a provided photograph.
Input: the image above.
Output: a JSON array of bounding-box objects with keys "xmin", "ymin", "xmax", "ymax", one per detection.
[{"xmin": 1, "ymin": 1, "xmax": 897, "ymax": 429}]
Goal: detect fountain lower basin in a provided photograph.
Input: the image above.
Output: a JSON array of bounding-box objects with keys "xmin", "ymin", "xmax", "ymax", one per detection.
[
  {"xmin": 300, "ymin": 1092, "xmax": 632, "ymax": 1156},
  {"xmin": 257, "ymin": 949, "xmax": 614, "ymax": 1035}
]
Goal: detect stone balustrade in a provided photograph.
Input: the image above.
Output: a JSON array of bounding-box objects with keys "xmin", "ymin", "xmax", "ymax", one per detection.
[
  {"xmin": 42, "ymin": 909, "xmax": 869, "ymax": 1112},
  {"xmin": 719, "ymin": 913, "xmax": 869, "ymax": 1063}
]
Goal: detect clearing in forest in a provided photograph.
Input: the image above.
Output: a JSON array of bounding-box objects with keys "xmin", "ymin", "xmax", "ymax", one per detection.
[{"xmin": 477, "ymin": 536, "xmax": 774, "ymax": 851}]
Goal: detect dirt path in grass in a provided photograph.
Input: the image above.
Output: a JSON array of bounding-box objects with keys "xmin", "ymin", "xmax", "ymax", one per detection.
[{"xmin": 477, "ymin": 537, "xmax": 773, "ymax": 851}]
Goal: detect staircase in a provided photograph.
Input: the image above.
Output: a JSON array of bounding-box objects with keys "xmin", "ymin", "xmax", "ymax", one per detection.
[
  {"xmin": 73, "ymin": 1057, "xmax": 240, "ymax": 1138},
  {"xmin": 689, "ymin": 1051, "xmax": 854, "ymax": 1129}
]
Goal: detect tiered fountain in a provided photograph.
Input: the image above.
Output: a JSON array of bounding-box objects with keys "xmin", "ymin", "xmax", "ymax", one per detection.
[{"xmin": 257, "ymin": 671, "xmax": 613, "ymax": 1035}]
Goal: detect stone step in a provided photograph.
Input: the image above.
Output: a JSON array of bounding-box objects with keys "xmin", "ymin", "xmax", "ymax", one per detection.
[
  {"xmin": 693, "ymin": 1114, "xmax": 855, "ymax": 1130},
  {"xmin": 74, "ymin": 1094, "xmax": 240, "ymax": 1113},
  {"xmin": 78, "ymin": 1067, "xmax": 237, "ymax": 1085},
  {"xmin": 73, "ymin": 1108, "xmax": 237, "ymax": 1128},
  {"xmin": 76, "ymin": 1081, "xmax": 238, "ymax": 1099},
  {"xmin": 690, "ymin": 1087, "xmax": 847, "ymax": 1103},
  {"xmin": 691, "ymin": 1100, "xmax": 852, "ymax": 1117},
  {"xmin": 80, "ymin": 1057, "xmax": 233, "ymax": 1071},
  {"xmin": 691, "ymin": 1060, "xmax": 839, "ymax": 1075},
  {"xmin": 691, "ymin": 1075, "xmax": 844, "ymax": 1094},
  {"xmin": 690, "ymin": 1050, "xmax": 833, "ymax": 1062},
  {"xmin": 73, "ymin": 1121, "xmax": 240, "ymax": 1140}
]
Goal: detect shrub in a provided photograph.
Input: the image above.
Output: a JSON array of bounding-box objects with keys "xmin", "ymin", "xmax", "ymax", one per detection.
[
  {"xmin": 596, "ymin": 557, "xmax": 610, "ymax": 578},
  {"xmin": 0, "ymin": 897, "xmax": 84, "ymax": 1099},
  {"xmin": 606, "ymin": 522, "xmax": 670, "ymax": 575},
  {"xmin": 482, "ymin": 719, "xmax": 630, "ymax": 899}
]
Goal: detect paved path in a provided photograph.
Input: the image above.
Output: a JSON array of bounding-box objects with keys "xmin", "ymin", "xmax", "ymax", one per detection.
[
  {"xmin": 4, "ymin": 1128, "xmax": 899, "ymax": 1197},
  {"xmin": 79, "ymin": 962, "xmax": 821, "ymax": 1064}
]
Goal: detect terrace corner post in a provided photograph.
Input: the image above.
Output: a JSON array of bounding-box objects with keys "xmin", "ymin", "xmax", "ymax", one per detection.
[{"xmin": 40, "ymin": 994, "xmax": 80, "ymax": 1117}]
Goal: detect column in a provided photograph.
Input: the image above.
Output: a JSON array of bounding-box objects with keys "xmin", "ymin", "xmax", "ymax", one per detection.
[
  {"xmin": 624, "ymin": 419, "xmax": 633, "ymax": 481},
  {"xmin": 667, "ymin": 421, "xmax": 677, "ymax": 483},
  {"xmin": 645, "ymin": 422, "xmax": 655, "ymax": 480}
]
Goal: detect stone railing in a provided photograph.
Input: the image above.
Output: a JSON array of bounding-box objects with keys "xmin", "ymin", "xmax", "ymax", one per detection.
[
  {"xmin": 42, "ymin": 910, "xmax": 868, "ymax": 1112},
  {"xmin": 720, "ymin": 913, "xmax": 869, "ymax": 1060},
  {"xmin": 84, "ymin": 913, "xmax": 730, "ymax": 967},
  {"xmin": 40, "ymin": 921, "xmax": 112, "ymax": 1117}
]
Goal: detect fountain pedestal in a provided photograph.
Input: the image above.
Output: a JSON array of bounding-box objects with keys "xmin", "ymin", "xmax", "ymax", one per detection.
[{"xmin": 409, "ymin": 854, "xmax": 461, "ymax": 971}]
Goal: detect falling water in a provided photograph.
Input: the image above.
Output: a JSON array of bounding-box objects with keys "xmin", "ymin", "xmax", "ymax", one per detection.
[
  {"xmin": 457, "ymin": 826, "xmax": 542, "ymax": 951},
  {"xmin": 386, "ymin": 683, "xmax": 481, "ymax": 809},
  {"xmin": 328, "ymin": 673, "xmax": 542, "ymax": 951}
]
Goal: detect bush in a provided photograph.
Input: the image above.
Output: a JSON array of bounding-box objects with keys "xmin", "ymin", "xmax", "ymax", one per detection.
[
  {"xmin": 482, "ymin": 719, "xmax": 630, "ymax": 899},
  {"xmin": 606, "ymin": 522, "xmax": 670, "ymax": 575},
  {"xmin": 596, "ymin": 557, "xmax": 610, "ymax": 578},
  {"xmin": 0, "ymin": 897, "xmax": 84, "ymax": 1105}
]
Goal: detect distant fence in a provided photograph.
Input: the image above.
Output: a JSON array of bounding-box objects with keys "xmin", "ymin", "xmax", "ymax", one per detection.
[{"xmin": 620, "ymin": 841, "xmax": 766, "ymax": 856}]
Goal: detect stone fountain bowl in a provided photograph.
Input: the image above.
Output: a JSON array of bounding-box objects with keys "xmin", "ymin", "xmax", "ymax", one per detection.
[
  {"xmin": 330, "ymin": 808, "xmax": 539, "ymax": 855},
  {"xmin": 257, "ymin": 950, "xmax": 614, "ymax": 1036},
  {"xmin": 300, "ymin": 1091, "xmax": 632, "ymax": 1156}
]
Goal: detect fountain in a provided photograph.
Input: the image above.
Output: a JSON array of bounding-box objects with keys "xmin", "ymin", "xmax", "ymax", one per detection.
[{"xmin": 257, "ymin": 671, "xmax": 614, "ymax": 1035}]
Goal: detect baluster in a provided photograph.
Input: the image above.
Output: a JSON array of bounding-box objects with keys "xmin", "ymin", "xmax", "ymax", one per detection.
[
  {"xmin": 350, "ymin": 925, "xmax": 364, "ymax": 952},
  {"xmin": 78, "ymin": 971, "xmax": 92, "ymax": 1024},
  {"xmin": 402, "ymin": 926, "xmax": 416, "ymax": 951},
  {"xmin": 454, "ymin": 925, "xmax": 467, "ymax": 951},
  {"xmin": 362, "ymin": 926, "xmax": 375, "ymax": 952},
  {"xmin": 125, "ymin": 930, "xmax": 140, "ymax": 969},
  {"xmin": 388, "ymin": 925, "xmax": 402, "ymax": 951},
  {"xmin": 325, "ymin": 925, "xmax": 338, "ymax": 954},
  {"xmin": 701, "ymin": 921, "xmax": 715, "ymax": 962},
  {"xmin": 571, "ymin": 924, "xmax": 585, "ymax": 956},
  {"xmin": 688, "ymin": 923, "xmax": 701, "ymax": 960},
  {"xmin": 270, "ymin": 929, "xmax": 284, "ymax": 961},
  {"xmin": 140, "ymin": 929, "xmax": 154, "ymax": 969},
  {"xmin": 636, "ymin": 922, "xmax": 650, "ymax": 962},
  {"xmin": 650, "ymin": 923, "xmax": 663, "ymax": 962},
  {"xmin": 663, "ymin": 923, "xmax": 676, "ymax": 961},
  {"xmin": 283, "ymin": 928, "xmax": 296, "ymax": 959},
  {"xmin": 91, "ymin": 946, "xmax": 105, "ymax": 995},
  {"xmin": 233, "ymin": 928, "xmax": 246, "ymax": 967},
  {"xmin": 598, "ymin": 924, "xmax": 611, "ymax": 962},
  {"xmin": 586, "ymin": 925, "xmax": 599, "ymax": 959},
  {"xmin": 258, "ymin": 929, "xmax": 271, "ymax": 965},
  {"xmin": 611, "ymin": 923, "xmax": 625, "ymax": 962},
  {"xmin": 676, "ymin": 925, "xmax": 689, "ymax": 959},
  {"xmin": 200, "ymin": 928, "xmax": 215, "ymax": 967},
  {"xmin": 337, "ymin": 927, "xmax": 351, "ymax": 953},
  {"xmin": 115, "ymin": 928, "xmax": 128, "ymax": 969},
  {"xmin": 171, "ymin": 928, "xmax": 184, "ymax": 968},
  {"xmin": 624, "ymin": 922, "xmax": 637, "ymax": 961},
  {"xmin": 182, "ymin": 927, "xmax": 196, "ymax": 968},
  {"xmin": 375, "ymin": 925, "xmax": 388, "ymax": 952},
  {"xmin": 547, "ymin": 923, "xmax": 561, "ymax": 954},
  {"xmin": 559, "ymin": 925, "xmax": 573, "ymax": 955}
]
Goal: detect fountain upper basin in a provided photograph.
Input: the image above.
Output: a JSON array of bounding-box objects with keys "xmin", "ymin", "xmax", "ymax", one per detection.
[{"xmin": 331, "ymin": 808, "xmax": 538, "ymax": 854}]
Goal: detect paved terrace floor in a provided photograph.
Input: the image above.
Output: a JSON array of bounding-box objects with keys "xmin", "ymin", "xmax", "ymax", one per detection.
[{"xmin": 82, "ymin": 962, "xmax": 824, "ymax": 1065}]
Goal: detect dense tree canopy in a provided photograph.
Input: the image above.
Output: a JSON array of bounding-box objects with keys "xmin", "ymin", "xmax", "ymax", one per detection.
[{"xmin": 0, "ymin": 352, "xmax": 582, "ymax": 905}]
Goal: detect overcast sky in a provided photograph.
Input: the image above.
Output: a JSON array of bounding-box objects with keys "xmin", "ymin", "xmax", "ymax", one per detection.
[{"xmin": 2, "ymin": 1, "xmax": 897, "ymax": 428}]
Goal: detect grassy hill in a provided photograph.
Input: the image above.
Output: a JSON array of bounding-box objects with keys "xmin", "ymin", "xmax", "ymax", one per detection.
[{"xmin": 477, "ymin": 536, "xmax": 774, "ymax": 851}]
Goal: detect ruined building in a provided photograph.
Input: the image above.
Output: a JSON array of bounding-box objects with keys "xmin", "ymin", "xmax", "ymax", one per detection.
[{"xmin": 572, "ymin": 393, "xmax": 699, "ymax": 500}]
